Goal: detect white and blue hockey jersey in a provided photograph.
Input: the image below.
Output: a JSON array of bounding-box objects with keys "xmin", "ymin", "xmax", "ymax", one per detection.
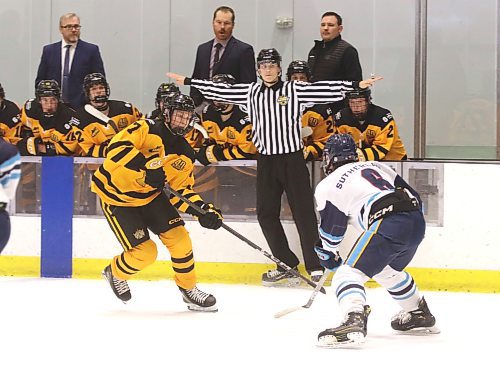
[
  {"xmin": 315, "ymin": 161, "xmax": 417, "ymax": 250},
  {"xmin": 0, "ymin": 138, "xmax": 21, "ymax": 206}
]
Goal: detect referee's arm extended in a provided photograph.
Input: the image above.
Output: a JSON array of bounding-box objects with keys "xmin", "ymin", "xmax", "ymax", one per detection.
[{"xmin": 167, "ymin": 72, "xmax": 382, "ymax": 104}]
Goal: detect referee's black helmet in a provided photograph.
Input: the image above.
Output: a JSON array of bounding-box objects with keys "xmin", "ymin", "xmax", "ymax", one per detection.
[{"xmin": 257, "ymin": 48, "xmax": 282, "ymax": 67}]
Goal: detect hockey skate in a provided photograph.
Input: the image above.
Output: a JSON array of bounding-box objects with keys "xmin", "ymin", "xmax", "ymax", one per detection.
[
  {"xmin": 262, "ymin": 267, "xmax": 300, "ymax": 287},
  {"xmin": 102, "ymin": 265, "xmax": 131, "ymax": 303},
  {"xmin": 318, "ymin": 305, "xmax": 371, "ymax": 347},
  {"xmin": 179, "ymin": 286, "xmax": 217, "ymax": 312},
  {"xmin": 391, "ymin": 297, "xmax": 440, "ymax": 334}
]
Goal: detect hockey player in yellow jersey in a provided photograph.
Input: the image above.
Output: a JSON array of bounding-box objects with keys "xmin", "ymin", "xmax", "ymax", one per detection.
[
  {"xmin": 17, "ymin": 80, "xmax": 81, "ymax": 156},
  {"xmin": 145, "ymin": 82, "xmax": 180, "ymax": 120},
  {"xmin": 195, "ymin": 74, "xmax": 256, "ymax": 165},
  {"xmin": 0, "ymin": 83, "xmax": 22, "ymax": 146},
  {"xmin": 287, "ymin": 61, "xmax": 335, "ymax": 161},
  {"xmin": 91, "ymin": 93, "xmax": 223, "ymax": 312},
  {"xmin": 75, "ymin": 73, "xmax": 142, "ymax": 157},
  {"xmin": 335, "ymin": 88, "xmax": 407, "ymax": 161}
]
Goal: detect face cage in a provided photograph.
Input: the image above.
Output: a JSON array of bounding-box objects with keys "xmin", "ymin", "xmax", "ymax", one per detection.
[
  {"xmin": 86, "ymin": 82, "xmax": 110, "ymax": 103},
  {"xmin": 165, "ymin": 109, "xmax": 195, "ymax": 136}
]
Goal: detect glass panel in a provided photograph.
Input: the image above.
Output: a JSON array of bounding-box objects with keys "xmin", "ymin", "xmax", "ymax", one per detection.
[{"xmin": 426, "ymin": 0, "xmax": 497, "ymax": 159}]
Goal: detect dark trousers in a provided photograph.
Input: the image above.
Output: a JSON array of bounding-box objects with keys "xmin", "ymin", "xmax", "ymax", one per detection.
[{"xmin": 256, "ymin": 151, "xmax": 321, "ymax": 273}]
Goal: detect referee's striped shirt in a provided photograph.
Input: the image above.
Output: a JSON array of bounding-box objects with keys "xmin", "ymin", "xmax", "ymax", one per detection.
[{"xmin": 186, "ymin": 78, "xmax": 357, "ymax": 155}]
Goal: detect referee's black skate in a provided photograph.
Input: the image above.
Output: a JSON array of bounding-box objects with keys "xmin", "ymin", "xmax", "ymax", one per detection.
[
  {"xmin": 102, "ymin": 265, "xmax": 131, "ymax": 303},
  {"xmin": 262, "ymin": 267, "xmax": 300, "ymax": 287},
  {"xmin": 391, "ymin": 297, "xmax": 440, "ymax": 334},
  {"xmin": 318, "ymin": 305, "xmax": 371, "ymax": 347},
  {"xmin": 179, "ymin": 286, "xmax": 217, "ymax": 312}
]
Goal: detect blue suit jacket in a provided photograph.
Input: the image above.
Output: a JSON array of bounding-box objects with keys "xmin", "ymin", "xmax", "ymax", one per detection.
[
  {"xmin": 35, "ymin": 39, "xmax": 105, "ymax": 109},
  {"xmin": 190, "ymin": 36, "xmax": 256, "ymax": 106}
]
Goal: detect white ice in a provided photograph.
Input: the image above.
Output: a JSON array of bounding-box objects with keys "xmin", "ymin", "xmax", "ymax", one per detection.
[{"xmin": 0, "ymin": 277, "xmax": 498, "ymax": 370}]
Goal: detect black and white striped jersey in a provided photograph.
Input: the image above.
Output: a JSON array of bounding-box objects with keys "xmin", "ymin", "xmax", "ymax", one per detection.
[{"xmin": 187, "ymin": 78, "xmax": 357, "ymax": 155}]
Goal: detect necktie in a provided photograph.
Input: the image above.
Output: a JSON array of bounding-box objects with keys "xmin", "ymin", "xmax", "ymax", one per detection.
[
  {"xmin": 62, "ymin": 44, "xmax": 71, "ymax": 102},
  {"xmin": 214, "ymin": 43, "xmax": 223, "ymax": 64}
]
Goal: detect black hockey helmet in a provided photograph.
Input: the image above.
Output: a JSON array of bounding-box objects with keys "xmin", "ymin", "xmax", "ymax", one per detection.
[
  {"xmin": 162, "ymin": 93, "xmax": 195, "ymax": 136},
  {"xmin": 322, "ymin": 134, "xmax": 358, "ymax": 175},
  {"xmin": 212, "ymin": 74, "xmax": 236, "ymax": 85},
  {"xmin": 345, "ymin": 88, "xmax": 371, "ymax": 102},
  {"xmin": 257, "ymin": 48, "xmax": 282, "ymax": 67},
  {"xmin": 83, "ymin": 73, "xmax": 110, "ymax": 103},
  {"xmin": 211, "ymin": 74, "xmax": 236, "ymax": 112},
  {"xmin": 286, "ymin": 60, "xmax": 311, "ymax": 81},
  {"xmin": 36, "ymin": 80, "xmax": 61, "ymax": 101},
  {"xmin": 155, "ymin": 82, "xmax": 180, "ymax": 110}
]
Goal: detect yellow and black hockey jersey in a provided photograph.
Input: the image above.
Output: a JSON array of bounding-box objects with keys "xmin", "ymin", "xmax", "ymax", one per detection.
[
  {"xmin": 17, "ymin": 99, "xmax": 81, "ymax": 156},
  {"xmin": 0, "ymin": 99, "xmax": 22, "ymax": 145},
  {"xmin": 91, "ymin": 118, "xmax": 206, "ymax": 214},
  {"xmin": 302, "ymin": 104, "xmax": 335, "ymax": 160},
  {"xmin": 334, "ymin": 104, "xmax": 407, "ymax": 161},
  {"xmin": 197, "ymin": 105, "xmax": 256, "ymax": 161},
  {"xmin": 75, "ymin": 100, "xmax": 142, "ymax": 157}
]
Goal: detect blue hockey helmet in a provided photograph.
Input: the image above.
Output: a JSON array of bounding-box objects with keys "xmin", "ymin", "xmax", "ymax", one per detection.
[{"xmin": 322, "ymin": 134, "xmax": 358, "ymax": 175}]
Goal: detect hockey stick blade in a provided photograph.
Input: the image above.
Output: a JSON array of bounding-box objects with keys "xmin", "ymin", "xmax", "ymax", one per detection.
[
  {"xmin": 84, "ymin": 104, "xmax": 119, "ymax": 132},
  {"xmin": 193, "ymin": 122, "xmax": 209, "ymax": 139},
  {"xmin": 274, "ymin": 305, "xmax": 302, "ymax": 319},
  {"xmin": 274, "ymin": 270, "xmax": 330, "ymax": 318},
  {"xmin": 165, "ymin": 186, "xmax": 325, "ymax": 294}
]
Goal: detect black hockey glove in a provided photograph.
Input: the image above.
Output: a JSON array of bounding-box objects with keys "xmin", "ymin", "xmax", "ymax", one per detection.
[
  {"xmin": 196, "ymin": 144, "xmax": 223, "ymax": 166},
  {"xmin": 144, "ymin": 168, "xmax": 166, "ymax": 189},
  {"xmin": 34, "ymin": 138, "xmax": 57, "ymax": 156},
  {"xmin": 198, "ymin": 203, "xmax": 223, "ymax": 230},
  {"xmin": 314, "ymin": 241, "xmax": 343, "ymax": 271}
]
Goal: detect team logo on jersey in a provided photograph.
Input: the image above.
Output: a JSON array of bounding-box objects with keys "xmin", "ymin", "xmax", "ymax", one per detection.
[
  {"xmin": 171, "ymin": 158, "xmax": 186, "ymax": 171},
  {"xmin": 277, "ymin": 95, "xmax": 289, "ymax": 106},
  {"xmin": 227, "ymin": 129, "xmax": 236, "ymax": 140},
  {"xmin": 69, "ymin": 117, "xmax": 80, "ymax": 126},
  {"xmin": 308, "ymin": 117, "xmax": 319, "ymax": 127},
  {"xmin": 133, "ymin": 229, "xmax": 145, "ymax": 239},
  {"xmin": 366, "ymin": 129, "xmax": 376, "ymax": 145},
  {"xmin": 50, "ymin": 133, "xmax": 60, "ymax": 142},
  {"xmin": 118, "ymin": 118, "xmax": 128, "ymax": 129},
  {"xmin": 91, "ymin": 127, "xmax": 99, "ymax": 137}
]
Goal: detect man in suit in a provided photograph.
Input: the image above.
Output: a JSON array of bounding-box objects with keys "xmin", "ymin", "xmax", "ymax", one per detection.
[
  {"xmin": 35, "ymin": 12, "xmax": 105, "ymax": 109},
  {"xmin": 190, "ymin": 6, "xmax": 256, "ymax": 108}
]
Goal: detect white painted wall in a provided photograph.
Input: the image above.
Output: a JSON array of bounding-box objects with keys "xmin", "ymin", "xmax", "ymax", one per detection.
[{"xmin": 4, "ymin": 162, "xmax": 500, "ymax": 271}]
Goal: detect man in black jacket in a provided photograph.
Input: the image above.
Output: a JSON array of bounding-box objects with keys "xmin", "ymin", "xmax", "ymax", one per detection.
[{"xmin": 308, "ymin": 11, "xmax": 363, "ymax": 114}]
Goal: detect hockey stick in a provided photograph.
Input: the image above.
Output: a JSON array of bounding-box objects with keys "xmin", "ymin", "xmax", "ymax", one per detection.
[
  {"xmin": 274, "ymin": 270, "xmax": 330, "ymax": 318},
  {"xmin": 165, "ymin": 186, "xmax": 325, "ymax": 294},
  {"xmin": 84, "ymin": 104, "xmax": 119, "ymax": 132},
  {"xmin": 193, "ymin": 121, "xmax": 209, "ymax": 140}
]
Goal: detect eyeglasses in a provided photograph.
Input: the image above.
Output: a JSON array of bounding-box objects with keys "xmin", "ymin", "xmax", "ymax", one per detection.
[{"xmin": 61, "ymin": 24, "xmax": 81, "ymax": 30}]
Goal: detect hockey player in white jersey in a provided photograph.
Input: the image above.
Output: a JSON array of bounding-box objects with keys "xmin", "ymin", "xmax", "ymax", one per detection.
[
  {"xmin": 314, "ymin": 133, "xmax": 439, "ymax": 347},
  {"xmin": 0, "ymin": 138, "xmax": 21, "ymax": 253}
]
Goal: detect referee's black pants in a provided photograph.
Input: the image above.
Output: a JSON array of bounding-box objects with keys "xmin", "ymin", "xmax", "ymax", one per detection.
[{"xmin": 256, "ymin": 150, "xmax": 322, "ymax": 273}]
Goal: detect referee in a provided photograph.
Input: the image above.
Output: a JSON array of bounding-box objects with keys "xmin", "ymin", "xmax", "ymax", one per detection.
[{"xmin": 168, "ymin": 48, "xmax": 381, "ymax": 286}]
